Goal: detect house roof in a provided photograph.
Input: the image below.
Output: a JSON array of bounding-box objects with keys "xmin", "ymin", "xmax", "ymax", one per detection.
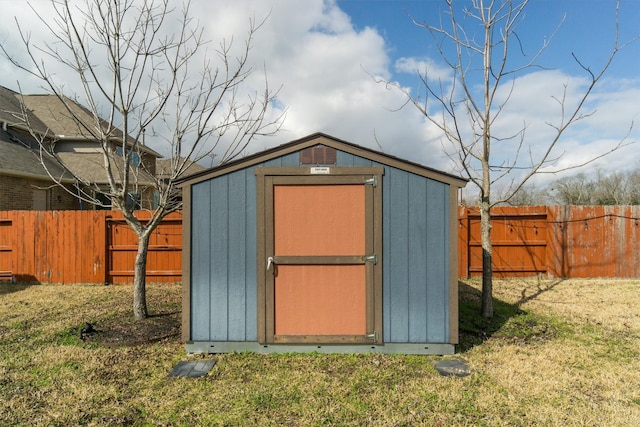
[
  {"xmin": 0, "ymin": 85, "xmax": 161, "ymax": 158},
  {"xmin": 56, "ymin": 152, "xmax": 156, "ymax": 187},
  {"xmin": 0, "ymin": 128, "xmax": 73, "ymax": 183},
  {"xmin": 156, "ymin": 157, "xmax": 207, "ymax": 180},
  {"xmin": 0, "ymin": 86, "xmax": 45, "ymax": 129},
  {"xmin": 178, "ymin": 133, "xmax": 468, "ymax": 188}
]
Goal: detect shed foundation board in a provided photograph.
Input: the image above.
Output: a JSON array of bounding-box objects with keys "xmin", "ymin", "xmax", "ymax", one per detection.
[{"xmin": 186, "ymin": 342, "xmax": 455, "ymax": 355}]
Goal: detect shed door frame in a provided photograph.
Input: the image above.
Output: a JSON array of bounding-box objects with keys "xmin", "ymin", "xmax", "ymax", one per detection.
[{"xmin": 256, "ymin": 167, "xmax": 383, "ymax": 345}]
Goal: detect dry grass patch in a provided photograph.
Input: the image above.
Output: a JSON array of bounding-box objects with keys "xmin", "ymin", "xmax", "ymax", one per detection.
[
  {"xmin": 1, "ymin": 279, "xmax": 639, "ymax": 426},
  {"xmin": 495, "ymin": 278, "xmax": 640, "ymax": 334},
  {"xmin": 462, "ymin": 278, "xmax": 640, "ymax": 425}
]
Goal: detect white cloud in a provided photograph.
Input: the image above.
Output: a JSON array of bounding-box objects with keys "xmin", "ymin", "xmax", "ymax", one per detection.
[
  {"xmin": 492, "ymin": 71, "xmax": 639, "ymax": 183},
  {"xmin": 394, "ymin": 56, "xmax": 451, "ymax": 82}
]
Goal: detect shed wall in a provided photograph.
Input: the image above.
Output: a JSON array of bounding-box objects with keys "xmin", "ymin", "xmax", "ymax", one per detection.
[
  {"xmin": 382, "ymin": 168, "xmax": 450, "ymax": 343},
  {"xmin": 188, "ymin": 150, "xmax": 451, "ymax": 344}
]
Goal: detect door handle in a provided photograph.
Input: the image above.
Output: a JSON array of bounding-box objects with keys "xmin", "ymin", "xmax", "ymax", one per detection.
[{"xmin": 267, "ymin": 256, "xmax": 274, "ymax": 271}]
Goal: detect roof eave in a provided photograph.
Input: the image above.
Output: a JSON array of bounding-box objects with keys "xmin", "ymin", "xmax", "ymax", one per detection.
[
  {"xmin": 5, "ymin": 122, "xmax": 163, "ymax": 158},
  {"xmin": 0, "ymin": 168, "xmax": 76, "ymax": 184},
  {"xmin": 178, "ymin": 132, "xmax": 468, "ymax": 188}
]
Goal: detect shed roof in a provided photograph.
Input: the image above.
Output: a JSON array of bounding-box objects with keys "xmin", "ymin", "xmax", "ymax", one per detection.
[{"xmin": 179, "ymin": 133, "xmax": 468, "ymax": 188}]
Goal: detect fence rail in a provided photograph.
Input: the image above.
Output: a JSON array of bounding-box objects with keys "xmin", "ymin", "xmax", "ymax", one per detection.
[{"xmin": 0, "ymin": 206, "xmax": 638, "ymax": 284}]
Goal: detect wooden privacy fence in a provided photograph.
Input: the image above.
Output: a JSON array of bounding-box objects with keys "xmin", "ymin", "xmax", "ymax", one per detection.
[
  {"xmin": 0, "ymin": 210, "xmax": 182, "ymax": 284},
  {"xmin": 458, "ymin": 206, "xmax": 640, "ymax": 278},
  {"xmin": 1, "ymin": 206, "xmax": 638, "ymax": 284}
]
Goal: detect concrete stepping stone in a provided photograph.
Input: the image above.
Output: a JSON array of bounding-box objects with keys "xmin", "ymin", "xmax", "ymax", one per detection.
[{"xmin": 168, "ymin": 360, "xmax": 216, "ymax": 378}]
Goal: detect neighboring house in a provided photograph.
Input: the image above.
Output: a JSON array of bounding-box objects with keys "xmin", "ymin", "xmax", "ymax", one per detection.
[
  {"xmin": 0, "ymin": 85, "xmax": 162, "ymax": 210},
  {"xmin": 0, "ymin": 86, "xmax": 79, "ymax": 210},
  {"xmin": 0, "ymin": 126, "xmax": 80, "ymax": 210}
]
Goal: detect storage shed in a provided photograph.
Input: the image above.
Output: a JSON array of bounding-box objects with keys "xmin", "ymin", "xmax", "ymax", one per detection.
[{"xmin": 180, "ymin": 133, "xmax": 467, "ymax": 355}]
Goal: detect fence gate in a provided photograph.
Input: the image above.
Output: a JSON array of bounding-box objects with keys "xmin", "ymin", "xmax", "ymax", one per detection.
[
  {"xmin": 107, "ymin": 215, "xmax": 183, "ymax": 284},
  {"xmin": 459, "ymin": 207, "xmax": 548, "ymax": 278},
  {"xmin": 0, "ymin": 218, "xmax": 12, "ymax": 281}
]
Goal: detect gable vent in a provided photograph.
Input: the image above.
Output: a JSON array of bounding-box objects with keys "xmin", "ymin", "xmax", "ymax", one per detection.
[{"xmin": 300, "ymin": 144, "xmax": 337, "ymax": 165}]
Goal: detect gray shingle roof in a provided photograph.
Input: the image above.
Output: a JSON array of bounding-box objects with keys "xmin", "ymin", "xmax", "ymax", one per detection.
[
  {"xmin": 156, "ymin": 157, "xmax": 206, "ymax": 180},
  {"xmin": 19, "ymin": 93, "xmax": 98, "ymax": 138},
  {"xmin": 0, "ymin": 128, "xmax": 72, "ymax": 182},
  {"xmin": 56, "ymin": 152, "xmax": 156, "ymax": 186},
  {"xmin": 0, "ymin": 86, "xmax": 23, "ymax": 125},
  {"xmin": 0, "ymin": 85, "xmax": 161, "ymax": 157},
  {"xmin": 0, "ymin": 86, "xmax": 53, "ymax": 135}
]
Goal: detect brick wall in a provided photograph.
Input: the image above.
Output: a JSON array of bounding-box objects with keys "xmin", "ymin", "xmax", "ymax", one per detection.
[
  {"xmin": 0, "ymin": 175, "xmax": 33, "ymax": 210},
  {"xmin": 0, "ymin": 175, "xmax": 80, "ymax": 210},
  {"xmin": 50, "ymin": 185, "xmax": 81, "ymax": 210}
]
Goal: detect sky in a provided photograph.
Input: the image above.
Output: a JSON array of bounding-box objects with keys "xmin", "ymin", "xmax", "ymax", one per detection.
[{"xmin": 0, "ymin": 0, "xmax": 638, "ymax": 193}]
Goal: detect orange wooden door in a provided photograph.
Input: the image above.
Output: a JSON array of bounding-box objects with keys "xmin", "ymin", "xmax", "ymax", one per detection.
[
  {"xmin": 259, "ymin": 170, "xmax": 384, "ymax": 345},
  {"xmin": 273, "ymin": 184, "xmax": 367, "ymax": 338},
  {"xmin": 257, "ymin": 168, "xmax": 383, "ymax": 345}
]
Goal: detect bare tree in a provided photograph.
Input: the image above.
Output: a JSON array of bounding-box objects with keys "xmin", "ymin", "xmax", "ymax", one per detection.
[
  {"xmin": 383, "ymin": 0, "xmax": 633, "ymax": 317},
  {"xmin": 551, "ymin": 173, "xmax": 596, "ymax": 205},
  {"xmin": 628, "ymin": 168, "xmax": 640, "ymax": 205},
  {"xmin": 1, "ymin": 0, "xmax": 283, "ymax": 320},
  {"xmin": 495, "ymin": 182, "xmax": 549, "ymax": 206},
  {"xmin": 550, "ymin": 167, "xmax": 640, "ymax": 205}
]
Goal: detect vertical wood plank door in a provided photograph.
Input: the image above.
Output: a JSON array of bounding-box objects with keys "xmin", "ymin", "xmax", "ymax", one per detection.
[{"xmin": 257, "ymin": 168, "xmax": 383, "ymax": 345}]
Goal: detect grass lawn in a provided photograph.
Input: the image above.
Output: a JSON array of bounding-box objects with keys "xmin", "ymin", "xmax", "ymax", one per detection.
[{"xmin": 1, "ymin": 278, "xmax": 639, "ymax": 426}]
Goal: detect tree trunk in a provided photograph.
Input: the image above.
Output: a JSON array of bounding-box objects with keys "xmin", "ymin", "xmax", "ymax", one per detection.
[
  {"xmin": 133, "ymin": 231, "xmax": 151, "ymax": 321},
  {"xmin": 479, "ymin": 11, "xmax": 494, "ymax": 319},
  {"xmin": 480, "ymin": 200, "xmax": 493, "ymax": 318}
]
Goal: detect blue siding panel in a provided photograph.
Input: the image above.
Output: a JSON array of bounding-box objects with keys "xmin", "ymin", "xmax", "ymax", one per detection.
[
  {"xmin": 280, "ymin": 152, "xmax": 300, "ymax": 166},
  {"xmin": 262, "ymin": 158, "xmax": 282, "ymax": 167},
  {"xmin": 381, "ymin": 165, "xmax": 392, "ymax": 343},
  {"xmin": 385, "ymin": 168, "xmax": 410, "ymax": 343},
  {"xmin": 336, "ymin": 151, "xmax": 373, "ymax": 167},
  {"xmin": 190, "ymin": 181, "xmax": 211, "ymax": 340},
  {"xmin": 210, "ymin": 175, "xmax": 229, "ymax": 340},
  {"xmin": 340, "ymin": 151, "xmax": 451, "ymax": 344},
  {"xmin": 352, "ymin": 156, "xmax": 374, "ymax": 167},
  {"xmin": 426, "ymin": 180, "xmax": 449, "ymax": 342},
  {"xmin": 190, "ymin": 166, "xmax": 259, "ymax": 342},
  {"xmin": 227, "ymin": 171, "xmax": 247, "ymax": 340},
  {"xmin": 262, "ymin": 152, "xmax": 298, "ymax": 168},
  {"xmin": 244, "ymin": 168, "xmax": 258, "ymax": 340},
  {"xmin": 408, "ymin": 174, "xmax": 428, "ymax": 342},
  {"xmin": 336, "ymin": 150, "xmax": 352, "ymax": 166}
]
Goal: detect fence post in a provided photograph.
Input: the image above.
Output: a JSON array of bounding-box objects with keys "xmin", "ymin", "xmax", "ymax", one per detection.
[
  {"xmin": 457, "ymin": 206, "xmax": 469, "ymax": 278},
  {"xmin": 104, "ymin": 212, "xmax": 111, "ymax": 284}
]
